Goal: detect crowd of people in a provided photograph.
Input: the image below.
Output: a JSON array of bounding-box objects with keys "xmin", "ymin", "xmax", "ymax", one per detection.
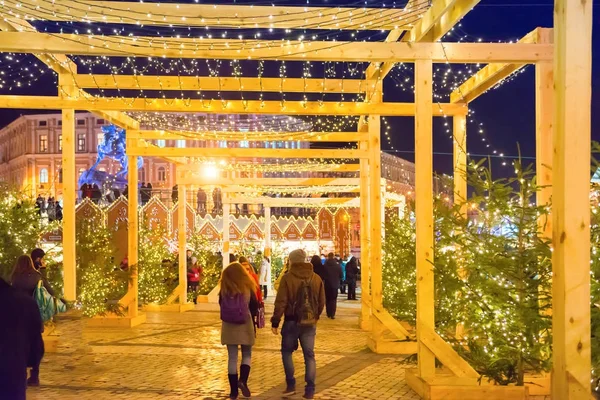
[
  {"xmin": 0, "ymin": 248, "xmax": 60, "ymax": 400},
  {"xmin": 35, "ymin": 195, "xmax": 63, "ymax": 221}
]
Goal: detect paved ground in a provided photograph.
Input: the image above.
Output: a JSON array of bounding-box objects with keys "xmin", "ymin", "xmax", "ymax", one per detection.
[{"xmin": 28, "ymin": 296, "xmax": 420, "ymax": 400}]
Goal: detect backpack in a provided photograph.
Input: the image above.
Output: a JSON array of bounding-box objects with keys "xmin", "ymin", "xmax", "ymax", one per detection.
[
  {"xmin": 220, "ymin": 293, "xmax": 249, "ymax": 324},
  {"xmin": 294, "ymin": 276, "xmax": 318, "ymax": 326}
]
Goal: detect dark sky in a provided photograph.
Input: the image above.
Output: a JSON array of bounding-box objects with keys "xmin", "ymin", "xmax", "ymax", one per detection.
[{"xmin": 0, "ymin": 0, "xmax": 597, "ymax": 178}]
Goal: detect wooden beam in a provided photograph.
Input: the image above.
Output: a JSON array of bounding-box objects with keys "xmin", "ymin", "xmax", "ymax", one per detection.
[
  {"xmin": 225, "ymin": 196, "xmax": 362, "ymax": 207},
  {"xmin": 177, "ymin": 183, "xmax": 187, "ymax": 305},
  {"xmin": 130, "ymin": 141, "xmax": 366, "ymax": 159},
  {"xmin": 0, "ymin": 96, "xmax": 468, "ymax": 116},
  {"xmin": 75, "ymin": 74, "xmax": 371, "ymax": 94},
  {"xmin": 420, "ymin": 325, "xmax": 479, "ymax": 378},
  {"xmin": 126, "ymin": 150, "xmax": 139, "ymax": 318},
  {"xmin": 179, "ymin": 163, "xmax": 360, "ymax": 173},
  {"xmin": 370, "ymin": 0, "xmax": 481, "ymax": 80},
  {"xmin": 415, "ymin": 59, "xmax": 436, "ymax": 378},
  {"xmin": 129, "ymin": 130, "xmax": 368, "ymax": 142},
  {"xmin": 359, "ymin": 137, "xmax": 371, "ymax": 330},
  {"xmin": 535, "ymin": 57, "xmax": 553, "ymax": 239},
  {"xmin": 179, "ymin": 176, "xmax": 361, "ymax": 186},
  {"xmin": 4, "ymin": 0, "xmax": 421, "ymax": 31},
  {"xmin": 223, "ymin": 186, "xmax": 360, "ymax": 194},
  {"xmin": 0, "ymin": 33, "xmax": 553, "ymax": 63},
  {"xmin": 368, "ymin": 114, "xmax": 383, "ymax": 313},
  {"xmin": 450, "ymin": 28, "xmax": 552, "ymax": 104},
  {"xmin": 552, "ymin": 0, "xmax": 592, "ymax": 398},
  {"xmin": 453, "ymin": 114, "xmax": 467, "ymax": 210}
]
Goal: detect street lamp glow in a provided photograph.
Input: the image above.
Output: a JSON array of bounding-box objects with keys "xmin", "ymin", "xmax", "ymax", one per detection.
[{"xmin": 202, "ymin": 165, "xmax": 219, "ymax": 180}]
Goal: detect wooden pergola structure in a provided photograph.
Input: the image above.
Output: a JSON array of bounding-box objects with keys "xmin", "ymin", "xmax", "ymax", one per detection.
[{"xmin": 0, "ymin": 0, "xmax": 592, "ymax": 398}]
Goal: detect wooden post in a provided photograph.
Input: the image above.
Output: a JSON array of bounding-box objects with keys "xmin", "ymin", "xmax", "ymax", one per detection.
[
  {"xmin": 415, "ymin": 59, "xmax": 436, "ymax": 378},
  {"xmin": 61, "ymin": 107, "xmax": 76, "ymax": 301},
  {"xmin": 535, "ymin": 41, "xmax": 553, "ymax": 239},
  {"xmin": 359, "ymin": 139, "xmax": 371, "ymax": 330},
  {"xmin": 59, "ymin": 72, "xmax": 77, "ymax": 302},
  {"xmin": 264, "ymin": 205, "xmax": 272, "ymax": 257},
  {"xmin": 368, "ymin": 115, "xmax": 383, "ymax": 312},
  {"xmin": 127, "ymin": 153, "xmax": 139, "ymax": 318},
  {"xmin": 177, "ymin": 183, "xmax": 187, "ymax": 303},
  {"xmin": 552, "ymin": 0, "xmax": 593, "ymax": 397},
  {"xmin": 453, "ymin": 114, "xmax": 468, "ymax": 214},
  {"xmin": 222, "ymin": 192, "xmax": 230, "ymax": 267}
]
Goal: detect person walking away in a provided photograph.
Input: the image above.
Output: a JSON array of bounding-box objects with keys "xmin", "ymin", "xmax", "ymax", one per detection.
[
  {"xmin": 197, "ymin": 187, "xmax": 207, "ymax": 213},
  {"xmin": 239, "ymin": 256, "xmax": 263, "ymax": 305},
  {"xmin": 187, "ymin": 257, "xmax": 201, "ymax": 304},
  {"xmin": 146, "ymin": 182, "xmax": 153, "ymax": 200},
  {"xmin": 31, "ymin": 248, "xmax": 47, "ymax": 278},
  {"xmin": 0, "ymin": 277, "xmax": 44, "ymax": 400},
  {"xmin": 345, "ymin": 256, "xmax": 359, "ymax": 300},
  {"xmin": 259, "ymin": 255, "xmax": 271, "ymax": 299},
  {"xmin": 171, "ymin": 184, "xmax": 179, "ymax": 205},
  {"xmin": 336, "ymin": 254, "xmax": 346, "ymax": 294},
  {"xmin": 140, "ymin": 182, "xmax": 149, "ymax": 205},
  {"xmin": 219, "ymin": 262, "xmax": 259, "ymax": 399},
  {"xmin": 271, "ymin": 249, "xmax": 325, "ymax": 399},
  {"xmin": 310, "ymin": 255, "xmax": 326, "ymax": 284},
  {"xmin": 323, "ymin": 253, "xmax": 342, "ymax": 319},
  {"xmin": 35, "ymin": 195, "xmax": 43, "ymax": 216},
  {"xmin": 54, "ymin": 202, "xmax": 63, "ymax": 221},
  {"xmin": 10, "ymin": 255, "xmax": 57, "ymax": 386}
]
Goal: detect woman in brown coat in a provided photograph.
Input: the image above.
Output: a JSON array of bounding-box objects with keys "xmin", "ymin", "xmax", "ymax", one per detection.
[{"xmin": 219, "ymin": 262, "xmax": 259, "ymax": 399}]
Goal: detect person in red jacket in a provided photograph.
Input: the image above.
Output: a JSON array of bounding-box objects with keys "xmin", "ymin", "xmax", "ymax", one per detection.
[
  {"xmin": 239, "ymin": 256, "xmax": 263, "ymax": 305},
  {"xmin": 187, "ymin": 257, "xmax": 202, "ymax": 304}
]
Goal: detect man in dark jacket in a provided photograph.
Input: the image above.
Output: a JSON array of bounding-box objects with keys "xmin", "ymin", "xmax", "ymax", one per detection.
[
  {"xmin": 0, "ymin": 279, "xmax": 44, "ymax": 399},
  {"xmin": 271, "ymin": 249, "xmax": 325, "ymax": 400},
  {"xmin": 345, "ymin": 256, "xmax": 359, "ymax": 300},
  {"xmin": 323, "ymin": 252, "xmax": 343, "ymax": 319}
]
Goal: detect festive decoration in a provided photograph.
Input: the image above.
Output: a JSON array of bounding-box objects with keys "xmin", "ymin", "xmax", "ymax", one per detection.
[
  {"xmin": 187, "ymin": 231, "xmax": 220, "ymax": 296},
  {"xmin": 137, "ymin": 224, "xmax": 177, "ymax": 305}
]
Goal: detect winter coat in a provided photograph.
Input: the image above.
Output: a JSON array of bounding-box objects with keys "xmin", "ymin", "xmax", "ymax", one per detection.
[
  {"xmin": 0, "ymin": 279, "xmax": 44, "ymax": 400},
  {"xmin": 187, "ymin": 266, "xmax": 201, "ymax": 283},
  {"xmin": 311, "ymin": 258, "xmax": 326, "ymax": 283},
  {"xmin": 345, "ymin": 257, "xmax": 359, "ymax": 281},
  {"xmin": 323, "ymin": 258, "xmax": 343, "ymax": 289},
  {"xmin": 11, "ymin": 271, "xmax": 56, "ymax": 298},
  {"xmin": 259, "ymin": 259, "xmax": 271, "ymax": 286},
  {"xmin": 220, "ymin": 291, "xmax": 259, "ymax": 346},
  {"xmin": 271, "ymin": 262, "xmax": 326, "ymax": 329}
]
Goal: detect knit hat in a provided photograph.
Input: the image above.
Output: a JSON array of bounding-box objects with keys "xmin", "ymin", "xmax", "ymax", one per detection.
[{"xmin": 288, "ymin": 249, "xmax": 307, "ymax": 265}]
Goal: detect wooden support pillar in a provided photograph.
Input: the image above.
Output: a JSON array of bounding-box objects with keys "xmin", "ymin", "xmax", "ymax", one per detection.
[
  {"xmin": 127, "ymin": 153, "xmax": 139, "ymax": 318},
  {"xmin": 552, "ymin": 0, "xmax": 593, "ymax": 397},
  {"xmin": 264, "ymin": 206, "xmax": 272, "ymax": 257},
  {"xmin": 453, "ymin": 114, "xmax": 468, "ymax": 215},
  {"xmin": 177, "ymin": 183, "xmax": 188, "ymax": 303},
  {"xmin": 359, "ymin": 139, "xmax": 371, "ymax": 330},
  {"xmin": 61, "ymin": 107, "xmax": 76, "ymax": 301},
  {"xmin": 368, "ymin": 115, "xmax": 382, "ymax": 312},
  {"xmin": 415, "ymin": 59, "xmax": 436, "ymax": 378},
  {"xmin": 222, "ymin": 192, "xmax": 230, "ymax": 267},
  {"xmin": 535, "ymin": 49, "xmax": 553, "ymax": 239}
]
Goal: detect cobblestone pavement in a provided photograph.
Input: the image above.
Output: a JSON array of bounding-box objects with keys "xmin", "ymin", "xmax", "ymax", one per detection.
[{"xmin": 28, "ymin": 296, "xmax": 421, "ymax": 400}]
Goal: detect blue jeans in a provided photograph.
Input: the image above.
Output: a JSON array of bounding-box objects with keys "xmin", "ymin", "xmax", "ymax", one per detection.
[{"xmin": 281, "ymin": 320, "xmax": 317, "ymax": 394}]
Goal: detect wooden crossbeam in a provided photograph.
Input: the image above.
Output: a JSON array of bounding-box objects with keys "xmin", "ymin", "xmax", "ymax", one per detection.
[
  {"xmin": 179, "ymin": 176, "xmax": 360, "ymax": 186},
  {"xmin": 420, "ymin": 325, "xmax": 480, "ymax": 378},
  {"xmin": 367, "ymin": 0, "xmax": 480, "ymax": 80},
  {"xmin": 74, "ymin": 74, "xmax": 371, "ymax": 94},
  {"xmin": 0, "ymin": 33, "xmax": 553, "ymax": 63},
  {"xmin": 2, "ymin": 0, "xmax": 423, "ymax": 31},
  {"xmin": 129, "ymin": 141, "xmax": 367, "ymax": 159},
  {"xmin": 129, "ymin": 130, "xmax": 368, "ymax": 142},
  {"xmin": 450, "ymin": 28, "xmax": 552, "ymax": 104},
  {"xmin": 179, "ymin": 163, "xmax": 360, "ymax": 173},
  {"xmin": 0, "ymin": 96, "xmax": 468, "ymax": 116},
  {"xmin": 223, "ymin": 196, "xmax": 367, "ymax": 206},
  {"xmin": 222, "ymin": 186, "xmax": 360, "ymax": 194}
]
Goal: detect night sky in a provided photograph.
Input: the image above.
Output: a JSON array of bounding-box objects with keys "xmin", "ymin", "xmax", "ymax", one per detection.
[{"xmin": 0, "ymin": 0, "xmax": 597, "ymax": 178}]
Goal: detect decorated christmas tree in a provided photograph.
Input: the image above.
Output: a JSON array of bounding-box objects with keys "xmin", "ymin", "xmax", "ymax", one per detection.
[{"xmin": 137, "ymin": 225, "xmax": 177, "ymax": 304}]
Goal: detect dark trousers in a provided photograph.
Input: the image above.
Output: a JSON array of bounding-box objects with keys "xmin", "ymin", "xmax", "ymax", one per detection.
[
  {"xmin": 324, "ymin": 285, "xmax": 338, "ymax": 318},
  {"xmin": 261, "ymin": 285, "xmax": 268, "ymax": 299},
  {"xmin": 188, "ymin": 282, "xmax": 199, "ymax": 304},
  {"xmin": 347, "ymin": 279, "xmax": 357, "ymax": 300}
]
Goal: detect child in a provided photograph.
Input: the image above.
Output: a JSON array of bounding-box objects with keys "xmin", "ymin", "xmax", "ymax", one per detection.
[
  {"xmin": 219, "ymin": 262, "xmax": 259, "ymax": 399},
  {"xmin": 187, "ymin": 257, "xmax": 201, "ymax": 304}
]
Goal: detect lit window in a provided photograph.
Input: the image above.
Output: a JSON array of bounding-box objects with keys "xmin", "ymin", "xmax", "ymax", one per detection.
[
  {"xmin": 39, "ymin": 135, "xmax": 48, "ymax": 153},
  {"xmin": 219, "ymin": 140, "xmax": 227, "ymax": 148},
  {"xmin": 77, "ymin": 134, "xmax": 86, "ymax": 152},
  {"xmin": 157, "ymin": 140, "xmax": 166, "ymax": 148},
  {"xmin": 240, "ymin": 140, "xmax": 249, "ymax": 148},
  {"xmin": 58, "ymin": 134, "xmax": 62, "ymax": 151},
  {"xmin": 39, "ymin": 168, "xmax": 48, "ymax": 184},
  {"xmin": 176, "ymin": 140, "xmax": 185, "ymax": 148},
  {"xmin": 97, "ymin": 133, "xmax": 104, "ymax": 145},
  {"xmin": 158, "ymin": 166, "xmax": 166, "ymax": 182},
  {"xmin": 78, "ymin": 168, "xmax": 86, "ymax": 178}
]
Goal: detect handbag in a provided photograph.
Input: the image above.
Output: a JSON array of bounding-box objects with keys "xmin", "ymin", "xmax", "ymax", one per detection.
[
  {"xmin": 256, "ymin": 304, "xmax": 266, "ymax": 329},
  {"xmin": 34, "ymin": 281, "xmax": 66, "ymax": 323}
]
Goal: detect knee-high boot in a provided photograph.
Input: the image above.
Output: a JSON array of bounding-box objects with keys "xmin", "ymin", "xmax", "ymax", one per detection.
[
  {"xmin": 228, "ymin": 374, "xmax": 239, "ymax": 399},
  {"xmin": 238, "ymin": 364, "xmax": 251, "ymax": 398}
]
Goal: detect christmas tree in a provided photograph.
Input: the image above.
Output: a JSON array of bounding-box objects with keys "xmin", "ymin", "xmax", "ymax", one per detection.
[{"xmin": 137, "ymin": 225, "xmax": 177, "ymax": 305}]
